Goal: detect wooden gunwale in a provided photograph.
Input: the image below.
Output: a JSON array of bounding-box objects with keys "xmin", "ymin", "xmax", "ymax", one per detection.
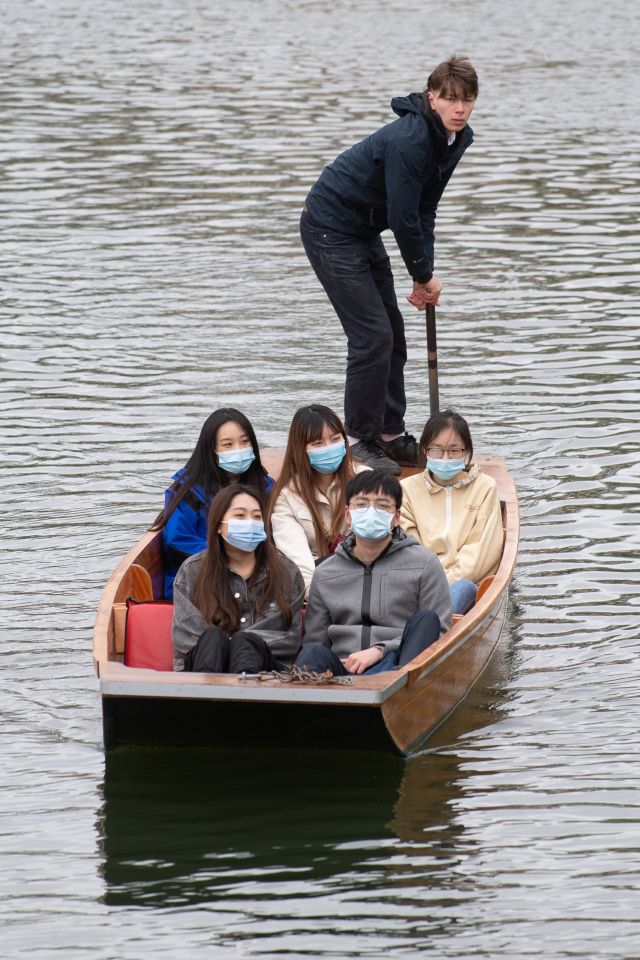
[{"xmin": 93, "ymin": 453, "xmax": 518, "ymax": 752}]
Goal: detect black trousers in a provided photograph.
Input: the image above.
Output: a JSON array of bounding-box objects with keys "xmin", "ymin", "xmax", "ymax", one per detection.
[
  {"xmin": 300, "ymin": 211, "xmax": 407, "ymax": 442},
  {"xmin": 184, "ymin": 626, "xmax": 283, "ymax": 673}
]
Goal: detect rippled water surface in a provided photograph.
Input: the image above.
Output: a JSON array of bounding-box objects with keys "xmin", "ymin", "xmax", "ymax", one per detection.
[{"xmin": 1, "ymin": 0, "xmax": 639, "ymax": 956}]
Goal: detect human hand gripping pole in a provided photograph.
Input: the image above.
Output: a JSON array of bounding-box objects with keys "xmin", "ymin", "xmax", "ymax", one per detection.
[{"xmin": 406, "ymin": 275, "xmax": 442, "ymax": 309}]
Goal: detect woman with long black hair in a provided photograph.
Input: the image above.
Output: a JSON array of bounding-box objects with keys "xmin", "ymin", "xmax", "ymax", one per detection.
[
  {"xmin": 172, "ymin": 484, "xmax": 304, "ymax": 673},
  {"xmin": 153, "ymin": 408, "xmax": 273, "ymax": 598}
]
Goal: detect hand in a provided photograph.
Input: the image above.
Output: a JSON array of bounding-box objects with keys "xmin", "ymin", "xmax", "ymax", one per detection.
[
  {"xmin": 406, "ymin": 274, "xmax": 442, "ymax": 309},
  {"xmin": 343, "ymin": 646, "xmax": 384, "ymax": 674}
]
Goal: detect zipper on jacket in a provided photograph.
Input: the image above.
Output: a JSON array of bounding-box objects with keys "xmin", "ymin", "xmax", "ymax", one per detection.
[
  {"xmin": 360, "ymin": 566, "xmax": 373, "ymax": 649},
  {"xmin": 443, "ymin": 487, "xmax": 452, "ymax": 551}
]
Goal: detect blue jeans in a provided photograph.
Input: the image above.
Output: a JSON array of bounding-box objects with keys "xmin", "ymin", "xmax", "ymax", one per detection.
[
  {"xmin": 300, "ymin": 211, "xmax": 407, "ymax": 441},
  {"xmin": 449, "ymin": 579, "xmax": 478, "ymax": 615},
  {"xmin": 295, "ymin": 610, "xmax": 441, "ymax": 676}
]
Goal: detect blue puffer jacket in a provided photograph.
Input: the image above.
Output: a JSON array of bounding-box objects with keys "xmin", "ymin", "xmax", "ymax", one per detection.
[
  {"xmin": 305, "ymin": 93, "xmax": 473, "ymax": 282},
  {"xmin": 161, "ymin": 468, "xmax": 274, "ymax": 599}
]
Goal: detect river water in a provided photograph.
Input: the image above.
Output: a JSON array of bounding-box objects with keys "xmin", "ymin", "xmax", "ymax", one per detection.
[{"xmin": 1, "ymin": 0, "xmax": 639, "ymax": 956}]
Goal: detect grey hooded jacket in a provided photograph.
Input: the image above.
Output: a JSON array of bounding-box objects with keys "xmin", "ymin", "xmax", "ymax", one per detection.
[
  {"xmin": 302, "ymin": 528, "xmax": 451, "ymax": 659},
  {"xmin": 172, "ymin": 551, "xmax": 305, "ymax": 671}
]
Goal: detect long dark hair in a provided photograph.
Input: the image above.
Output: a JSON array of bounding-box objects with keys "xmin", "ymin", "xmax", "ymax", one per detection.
[
  {"xmin": 152, "ymin": 408, "xmax": 268, "ymax": 530},
  {"xmin": 419, "ymin": 409, "xmax": 473, "ymax": 467},
  {"xmin": 193, "ymin": 484, "xmax": 292, "ymax": 633},
  {"xmin": 269, "ymin": 404, "xmax": 355, "ymax": 554}
]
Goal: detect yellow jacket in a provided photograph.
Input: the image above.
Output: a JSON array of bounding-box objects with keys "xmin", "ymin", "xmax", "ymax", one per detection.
[{"xmin": 400, "ymin": 464, "xmax": 503, "ymax": 585}]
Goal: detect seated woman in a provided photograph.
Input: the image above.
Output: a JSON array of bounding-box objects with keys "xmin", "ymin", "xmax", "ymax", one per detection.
[
  {"xmin": 172, "ymin": 484, "xmax": 304, "ymax": 673},
  {"xmin": 269, "ymin": 404, "xmax": 365, "ymax": 597},
  {"xmin": 399, "ymin": 409, "xmax": 503, "ymax": 615},
  {"xmin": 153, "ymin": 407, "xmax": 274, "ymax": 598}
]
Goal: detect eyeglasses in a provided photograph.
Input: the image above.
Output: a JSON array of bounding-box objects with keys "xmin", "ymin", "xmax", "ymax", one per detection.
[
  {"xmin": 426, "ymin": 446, "xmax": 466, "ymax": 459},
  {"xmin": 349, "ymin": 497, "xmax": 396, "ymax": 512}
]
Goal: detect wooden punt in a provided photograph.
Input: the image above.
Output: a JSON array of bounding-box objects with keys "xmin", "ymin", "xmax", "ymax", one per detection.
[{"xmin": 93, "ymin": 453, "xmax": 519, "ymax": 754}]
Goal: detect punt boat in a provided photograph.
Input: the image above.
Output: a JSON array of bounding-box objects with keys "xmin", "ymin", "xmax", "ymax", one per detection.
[
  {"xmin": 93, "ymin": 450, "xmax": 518, "ymax": 754},
  {"xmin": 93, "ymin": 307, "xmax": 519, "ymax": 753}
]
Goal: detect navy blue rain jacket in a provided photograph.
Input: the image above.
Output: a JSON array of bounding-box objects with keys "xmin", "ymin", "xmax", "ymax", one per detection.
[
  {"xmin": 305, "ymin": 93, "xmax": 473, "ymax": 282},
  {"xmin": 161, "ymin": 468, "xmax": 274, "ymax": 599}
]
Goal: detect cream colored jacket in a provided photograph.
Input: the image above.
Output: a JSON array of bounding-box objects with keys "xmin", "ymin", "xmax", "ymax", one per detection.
[
  {"xmin": 400, "ymin": 464, "xmax": 503, "ymax": 585},
  {"xmin": 271, "ymin": 466, "xmax": 368, "ymax": 596}
]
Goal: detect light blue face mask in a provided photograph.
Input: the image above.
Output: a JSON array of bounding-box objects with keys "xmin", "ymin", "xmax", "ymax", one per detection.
[
  {"xmin": 222, "ymin": 519, "xmax": 267, "ymax": 552},
  {"xmin": 307, "ymin": 439, "xmax": 347, "ymax": 474},
  {"xmin": 350, "ymin": 506, "xmax": 394, "ymax": 541},
  {"xmin": 217, "ymin": 447, "xmax": 256, "ymax": 475},
  {"xmin": 427, "ymin": 457, "xmax": 466, "ymax": 481}
]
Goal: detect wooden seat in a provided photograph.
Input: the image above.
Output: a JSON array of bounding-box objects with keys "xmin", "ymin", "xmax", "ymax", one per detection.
[
  {"xmin": 449, "ymin": 575, "xmax": 496, "ymax": 627},
  {"xmin": 114, "ymin": 563, "xmax": 153, "ymax": 604},
  {"xmin": 476, "ymin": 575, "xmax": 495, "ymax": 602},
  {"xmin": 111, "ymin": 563, "xmax": 155, "ymax": 658}
]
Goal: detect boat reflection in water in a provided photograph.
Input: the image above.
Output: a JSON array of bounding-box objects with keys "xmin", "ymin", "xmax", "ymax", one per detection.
[{"xmin": 98, "ymin": 631, "xmax": 518, "ymax": 908}]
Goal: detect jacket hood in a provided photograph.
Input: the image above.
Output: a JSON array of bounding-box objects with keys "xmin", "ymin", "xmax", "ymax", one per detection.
[
  {"xmin": 420, "ymin": 462, "xmax": 481, "ymax": 493},
  {"xmin": 338, "ymin": 525, "xmax": 416, "ymax": 562},
  {"xmin": 391, "ymin": 92, "xmax": 474, "ymax": 152},
  {"xmin": 391, "ymin": 92, "xmax": 427, "ymax": 118}
]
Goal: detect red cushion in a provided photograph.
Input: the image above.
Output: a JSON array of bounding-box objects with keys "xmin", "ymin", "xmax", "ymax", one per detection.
[{"xmin": 124, "ymin": 600, "xmax": 174, "ymax": 671}]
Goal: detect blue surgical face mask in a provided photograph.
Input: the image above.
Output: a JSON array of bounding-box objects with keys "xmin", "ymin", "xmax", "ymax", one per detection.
[
  {"xmin": 427, "ymin": 457, "xmax": 466, "ymax": 481},
  {"xmin": 222, "ymin": 518, "xmax": 267, "ymax": 552},
  {"xmin": 350, "ymin": 506, "xmax": 394, "ymax": 541},
  {"xmin": 217, "ymin": 447, "xmax": 256, "ymax": 475},
  {"xmin": 307, "ymin": 439, "xmax": 347, "ymax": 474}
]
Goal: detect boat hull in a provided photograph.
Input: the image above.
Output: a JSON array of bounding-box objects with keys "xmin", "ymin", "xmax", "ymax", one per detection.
[{"xmin": 103, "ymin": 695, "xmax": 399, "ymax": 752}]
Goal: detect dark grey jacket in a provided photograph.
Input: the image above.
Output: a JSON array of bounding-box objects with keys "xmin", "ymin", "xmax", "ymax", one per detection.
[
  {"xmin": 172, "ymin": 551, "xmax": 305, "ymax": 671},
  {"xmin": 305, "ymin": 92, "xmax": 473, "ymax": 282},
  {"xmin": 302, "ymin": 528, "xmax": 451, "ymax": 658}
]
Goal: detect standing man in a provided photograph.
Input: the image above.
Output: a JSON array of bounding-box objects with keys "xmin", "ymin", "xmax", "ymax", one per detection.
[{"xmin": 300, "ymin": 56, "xmax": 478, "ymax": 474}]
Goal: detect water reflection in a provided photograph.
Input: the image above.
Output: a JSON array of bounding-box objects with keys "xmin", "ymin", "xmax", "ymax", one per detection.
[
  {"xmin": 98, "ymin": 627, "xmax": 518, "ymax": 909},
  {"xmin": 99, "ymin": 748, "xmax": 409, "ymax": 906}
]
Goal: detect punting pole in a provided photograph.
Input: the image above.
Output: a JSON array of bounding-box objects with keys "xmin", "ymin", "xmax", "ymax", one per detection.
[{"xmin": 426, "ymin": 303, "xmax": 439, "ymax": 415}]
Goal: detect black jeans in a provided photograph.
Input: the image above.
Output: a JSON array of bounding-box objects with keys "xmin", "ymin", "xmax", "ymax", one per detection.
[
  {"xmin": 184, "ymin": 626, "xmax": 283, "ymax": 673},
  {"xmin": 300, "ymin": 211, "xmax": 407, "ymax": 442},
  {"xmin": 295, "ymin": 609, "xmax": 441, "ymax": 676}
]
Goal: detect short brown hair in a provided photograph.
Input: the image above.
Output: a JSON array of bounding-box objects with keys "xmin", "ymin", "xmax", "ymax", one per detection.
[{"xmin": 427, "ymin": 55, "xmax": 478, "ymax": 100}]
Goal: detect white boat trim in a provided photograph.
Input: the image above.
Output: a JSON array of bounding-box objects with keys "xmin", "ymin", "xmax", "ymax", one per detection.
[{"xmin": 100, "ymin": 670, "xmax": 408, "ymax": 705}]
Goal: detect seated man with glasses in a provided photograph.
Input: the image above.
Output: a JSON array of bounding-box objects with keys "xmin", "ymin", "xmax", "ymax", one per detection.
[{"xmin": 295, "ymin": 469, "xmax": 451, "ymax": 676}]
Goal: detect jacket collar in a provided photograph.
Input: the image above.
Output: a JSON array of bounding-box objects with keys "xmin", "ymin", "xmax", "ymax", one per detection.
[
  {"xmin": 228, "ymin": 560, "xmax": 267, "ymax": 583},
  {"xmin": 419, "ymin": 93, "xmax": 474, "ymax": 161},
  {"xmin": 420, "ymin": 461, "xmax": 481, "ymax": 493},
  {"xmin": 339, "ymin": 525, "xmax": 408, "ymax": 563}
]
